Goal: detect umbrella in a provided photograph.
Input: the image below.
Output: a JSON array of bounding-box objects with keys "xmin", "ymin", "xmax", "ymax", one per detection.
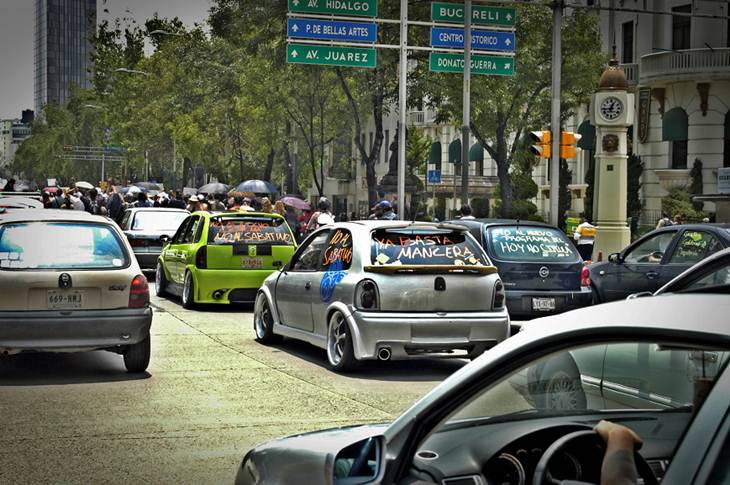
[
  {"xmin": 182, "ymin": 187, "xmax": 198, "ymax": 196},
  {"xmin": 76, "ymin": 181, "xmax": 94, "ymax": 190},
  {"xmin": 198, "ymin": 182, "xmax": 229, "ymax": 195},
  {"xmin": 135, "ymin": 181, "xmax": 162, "ymax": 191},
  {"xmin": 121, "ymin": 185, "xmax": 146, "ymax": 195},
  {"xmin": 279, "ymin": 196, "xmax": 311, "ymax": 211},
  {"xmin": 43, "ymin": 186, "xmax": 60, "ymax": 193},
  {"xmin": 234, "ymin": 179, "xmax": 278, "ymax": 194}
]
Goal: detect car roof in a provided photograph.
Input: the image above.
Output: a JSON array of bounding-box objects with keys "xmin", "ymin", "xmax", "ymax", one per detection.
[
  {"xmin": 0, "ymin": 209, "xmax": 112, "ymax": 224},
  {"xmin": 385, "ymin": 293, "xmax": 730, "ymax": 441},
  {"xmin": 193, "ymin": 211, "xmax": 286, "ymax": 220},
  {"xmin": 345, "ymin": 220, "xmax": 470, "ymax": 231},
  {"xmin": 125, "ymin": 207, "xmax": 188, "ymax": 213},
  {"xmin": 445, "ymin": 218, "xmax": 555, "ymax": 229}
]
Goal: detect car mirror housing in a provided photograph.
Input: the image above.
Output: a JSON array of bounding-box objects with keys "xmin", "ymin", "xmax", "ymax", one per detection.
[
  {"xmin": 333, "ymin": 436, "xmax": 382, "ymax": 485},
  {"xmin": 608, "ymin": 252, "xmax": 622, "ymax": 264},
  {"xmin": 159, "ymin": 234, "xmax": 171, "ymax": 244}
]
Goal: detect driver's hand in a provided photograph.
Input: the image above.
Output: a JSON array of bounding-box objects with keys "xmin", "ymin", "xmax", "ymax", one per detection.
[{"xmin": 595, "ymin": 420, "xmax": 643, "ymax": 451}]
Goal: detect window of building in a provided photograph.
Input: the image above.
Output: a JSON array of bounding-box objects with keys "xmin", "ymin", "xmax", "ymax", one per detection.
[
  {"xmin": 724, "ymin": 111, "xmax": 730, "ymax": 168},
  {"xmin": 662, "ymin": 107, "xmax": 689, "ymax": 169},
  {"xmin": 672, "ymin": 5, "xmax": 692, "ymax": 50},
  {"xmin": 429, "ymin": 141, "xmax": 442, "ymax": 172},
  {"xmin": 622, "ymin": 21, "xmax": 634, "ymax": 63},
  {"xmin": 469, "ymin": 142, "xmax": 484, "ymax": 176}
]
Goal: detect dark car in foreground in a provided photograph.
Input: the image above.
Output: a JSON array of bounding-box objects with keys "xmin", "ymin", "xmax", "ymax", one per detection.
[
  {"xmin": 235, "ymin": 292, "xmax": 730, "ymax": 484},
  {"xmin": 449, "ymin": 219, "xmax": 592, "ymax": 318},
  {"xmin": 655, "ymin": 246, "xmax": 730, "ymax": 295},
  {"xmin": 119, "ymin": 207, "xmax": 189, "ymax": 269},
  {"xmin": 590, "ymin": 223, "xmax": 730, "ymax": 302}
]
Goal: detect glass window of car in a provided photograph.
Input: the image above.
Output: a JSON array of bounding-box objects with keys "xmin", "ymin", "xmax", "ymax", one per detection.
[
  {"xmin": 0, "ymin": 222, "xmax": 128, "ymax": 270},
  {"xmin": 669, "ymin": 231, "xmax": 723, "ymax": 265},
  {"xmin": 207, "ymin": 215, "xmax": 295, "ymax": 246},
  {"xmin": 131, "ymin": 210, "xmax": 189, "ymax": 232},
  {"xmin": 120, "ymin": 210, "xmax": 131, "ymax": 229},
  {"xmin": 624, "ymin": 231, "xmax": 677, "ymax": 264},
  {"xmin": 323, "ymin": 228, "xmax": 353, "ymax": 271},
  {"xmin": 486, "ymin": 225, "xmax": 580, "ymax": 262},
  {"xmin": 181, "ymin": 216, "xmax": 201, "ymax": 244},
  {"xmin": 292, "ymin": 231, "xmax": 330, "ymax": 271},
  {"xmin": 370, "ymin": 228, "xmax": 488, "ymax": 266},
  {"xmin": 680, "ymin": 260, "xmax": 730, "ymax": 292},
  {"xmin": 172, "ymin": 216, "xmax": 191, "ymax": 244}
]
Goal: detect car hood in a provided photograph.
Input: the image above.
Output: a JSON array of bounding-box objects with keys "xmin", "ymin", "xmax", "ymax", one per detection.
[{"xmin": 235, "ymin": 423, "xmax": 388, "ymax": 485}]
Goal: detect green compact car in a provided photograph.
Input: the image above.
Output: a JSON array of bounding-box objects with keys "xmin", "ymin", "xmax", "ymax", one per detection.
[{"xmin": 155, "ymin": 211, "xmax": 296, "ymax": 308}]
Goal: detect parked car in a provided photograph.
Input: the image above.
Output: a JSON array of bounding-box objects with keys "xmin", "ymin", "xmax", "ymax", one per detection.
[
  {"xmin": 119, "ymin": 207, "xmax": 189, "ymax": 270},
  {"xmin": 0, "ymin": 209, "xmax": 152, "ymax": 372},
  {"xmin": 590, "ymin": 223, "xmax": 730, "ymax": 302},
  {"xmin": 654, "ymin": 246, "xmax": 730, "ymax": 295},
  {"xmin": 449, "ymin": 219, "xmax": 592, "ymax": 318},
  {"xmin": 253, "ymin": 221, "xmax": 510, "ymax": 371},
  {"xmin": 235, "ymin": 292, "xmax": 730, "ymax": 485},
  {"xmin": 0, "ymin": 195, "xmax": 44, "ymax": 212},
  {"xmin": 155, "ymin": 211, "xmax": 297, "ymax": 308}
]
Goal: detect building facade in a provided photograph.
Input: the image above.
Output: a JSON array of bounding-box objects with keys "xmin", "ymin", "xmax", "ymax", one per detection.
[{"xmin": 34, "ymin": 0, "xmax": 96, "ymax": 114}]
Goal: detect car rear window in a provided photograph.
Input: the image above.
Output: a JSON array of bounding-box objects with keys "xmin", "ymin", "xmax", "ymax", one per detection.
[
  {"xmin": 371, "ymin": 228, "xmax": 488, "ymax": 266},
  {"xmin": 486, "ymin": 225, "xmax": 579, "ymax": 262},
  {"xmin": 207, "ymin": 216, "xmax": 294, "ymax": 246},
  {"xmin": 131, "ymin": 211, "xmax": 188, "ymax": 232},
  {"xmin": 0, "ymin": 222, "xmax": 128, "ymax": 270}
]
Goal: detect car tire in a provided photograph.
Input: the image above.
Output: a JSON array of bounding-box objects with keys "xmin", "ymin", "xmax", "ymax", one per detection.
[
  {"xmin": 254, "ymin": 294, "xmax": 282, "ymax": 345},
  {"xmin": 326, "ymin": 311, "xmax": 357, "ymax": 373},
  {"xmin": 124, "ymin": 335, "xmax": 150, "ymax": 373},
  {"xmin": 591, "ymin": 285, "xmax": 601, "ymax": 304},
  {"xmin": 534, "ymin": 355, "xmax": 587, "ymax": 411},
  {"xmin": 155, "ymin": 262, "xmax": 167, "ymax": 297},
  {"xmin": 182, "ymin": 271, "xmax": 195, "ymax": 309}
]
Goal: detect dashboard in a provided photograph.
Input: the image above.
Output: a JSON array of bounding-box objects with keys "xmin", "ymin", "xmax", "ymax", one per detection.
[{"xmin": 409, "ymin": 411, "xmax": 691, "ymax": 485}]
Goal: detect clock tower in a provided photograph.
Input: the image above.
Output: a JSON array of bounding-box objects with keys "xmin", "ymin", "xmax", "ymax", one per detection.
[{"xmin": 590, "ymin": 58, "xmax": 634, "ymax": 259}]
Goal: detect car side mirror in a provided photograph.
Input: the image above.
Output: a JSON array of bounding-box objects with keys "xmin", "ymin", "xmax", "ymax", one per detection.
[
  {"xmin": 333, "ymin": 436, "xmax": 382, "ymax": 485},
  {"xmin": 160, "ymin": 235, "xmax": 171, "ymax": 244},
  {"xmin": 608, "ymin": 252, "xmax": 622, "ymax": 264}
]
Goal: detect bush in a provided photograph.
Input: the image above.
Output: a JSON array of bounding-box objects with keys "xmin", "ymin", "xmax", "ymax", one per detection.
[{"xmin": 662, "ymin": 187, "xmax": 707, "ymax": 221}]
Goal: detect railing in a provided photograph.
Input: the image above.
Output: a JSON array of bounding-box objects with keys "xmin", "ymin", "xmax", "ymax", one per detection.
[
  {"xmin": 640, "ymin": 48, "xmax": 730, "ymax": 83},
  {"xmin": 619, "ymin": 63, "xmax": 638, "ymax": 86},
  {"xmin": 408, "ymin": 110, "xmax": 437, "ymax": 126}
]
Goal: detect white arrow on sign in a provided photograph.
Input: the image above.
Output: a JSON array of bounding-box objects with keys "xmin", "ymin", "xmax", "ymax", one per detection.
[
  {"xmin": 291, "ymin": 49, "xmax": 299, "ymax": 58},
  {"xmin": 292, "ymin": 23, "xmax": 299, "ymax": 32},
  {"xmin": 505, "ymin": 38, "xmax": 511, "ymax": 46},
  {"xmin": 506, "ymin": 13, "xmax": 513, "ymax": 21},
  {"xmin": 292, "ymin": 0, "xmax": 300, "ymax": 5},
  {"xmin": 504, "ymin": 62, "xmax": 511, "ymax": 70}
]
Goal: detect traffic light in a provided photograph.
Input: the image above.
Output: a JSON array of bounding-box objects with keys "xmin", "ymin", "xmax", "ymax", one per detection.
[
  {"xmin": 559, "ymin": 132, "xmax": 582, "ymax": 159},
  {"xmin": 529, "ymin": 131, "xmax": 551, "ymax": 159}
]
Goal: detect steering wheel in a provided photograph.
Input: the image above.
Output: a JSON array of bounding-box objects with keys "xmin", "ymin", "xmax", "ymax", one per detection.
[{"xmin": 532, "ymin": 429, "xmax": 658, "ymax": 485}]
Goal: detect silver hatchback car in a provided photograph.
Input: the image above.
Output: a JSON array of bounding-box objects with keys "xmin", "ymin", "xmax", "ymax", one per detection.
[{"xmin": 253, "ymin": 221, "xmax": 509, "ymax": 371}]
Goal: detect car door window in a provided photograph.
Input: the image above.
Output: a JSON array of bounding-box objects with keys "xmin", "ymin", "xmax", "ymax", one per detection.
[
  {"xmin": 172, "ymin": 217, "xmax": 191, "ymax": 244},
  {"xmin": 291, "ymin": 231, "xmax": 330, "ymax": 271},
  {"xmin": 322, "ymin": 228, "xmax": 353, "ymax": 271},
  {"xmin": 120, "ymin": 210, "xmax": 131, "ymax": 229},
  {"xmin": 624, "ymin": 231, "xmax": 676, "ymax": 264},
  {"xmin": 669, "ymin": 231, "xmax": 723, "ymax": 265},
  {"xmin": 181, "ymin": 216, "xmax": 200, "ymax": 244}
]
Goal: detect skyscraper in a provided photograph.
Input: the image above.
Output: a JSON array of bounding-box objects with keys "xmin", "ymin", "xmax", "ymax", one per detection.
[{"xmin": 34, "ymin": 0, "xmax": 97, "ymax": 114}]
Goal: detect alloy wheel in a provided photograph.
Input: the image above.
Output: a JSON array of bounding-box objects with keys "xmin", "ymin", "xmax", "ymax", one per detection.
[{"xmin": 327, "ymin": 313, "xmax": 347, "ymax": 366}]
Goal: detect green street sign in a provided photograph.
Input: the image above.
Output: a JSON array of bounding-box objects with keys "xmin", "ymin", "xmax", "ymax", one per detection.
[
  {"xmin": 288, "ymin": 0, "xmax": 377, "ymax": 17},
  {"xmin": 287, "ymin": 43, "xmax": 377, "ymax": 68},
  {"xmin": 429, "ymin": 52, "xmax": 515, "ymax": 76},
  {"xmin": 431, "ymin": 2, "xmax": 517, "ymax": 27}
]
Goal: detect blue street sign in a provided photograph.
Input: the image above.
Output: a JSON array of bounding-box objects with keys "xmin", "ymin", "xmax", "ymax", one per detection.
[
  {"xmin": 287, "ymin": 18, "xmax": 377, "ymax": 43},
  {"xmin": 427, "ymin": 170, "xmax": 442, "ymax": 184},
  {"xmin": 430, "ymin": 27, "xmax": 516, "ymax": 52}
]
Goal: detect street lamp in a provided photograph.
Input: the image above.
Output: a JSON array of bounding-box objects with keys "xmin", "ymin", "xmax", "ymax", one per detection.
[
  {"xmin": 114, "ymin": 67, "xmax": 150, "ymax": 76},
  {"xmin": 149, "ymin": 29, "xmax": 183, "ymax": 36}
]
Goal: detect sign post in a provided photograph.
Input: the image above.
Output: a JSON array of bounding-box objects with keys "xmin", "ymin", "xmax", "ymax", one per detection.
[{"xmin": 461, "ymin": 0, "xmax": 472, "ymax": 208}]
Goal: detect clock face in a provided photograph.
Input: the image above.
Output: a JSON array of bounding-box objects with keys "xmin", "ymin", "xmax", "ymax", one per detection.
[{"xmin": 600, "ymin": 96, "xmax": 624, "ymax": 121}]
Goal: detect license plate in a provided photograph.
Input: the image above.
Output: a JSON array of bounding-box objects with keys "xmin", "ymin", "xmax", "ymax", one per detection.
[
  {"xmin": 532, "ymin": 297, "xmax": 556, "ymax": 311},
  {"xmin": 47, "ymin": 290, "xmax": 84, "ymax": 309},
  {"xmin": 242, "ymin": 257, "xmax": 264, "ymax": 269}
]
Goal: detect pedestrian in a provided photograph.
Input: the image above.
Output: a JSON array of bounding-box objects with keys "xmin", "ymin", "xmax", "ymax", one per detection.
[
  {"xmin": 187, "ymin": 194, "xmax": 204, "ymax": 212},
  {"xmin": 240, "ymin": 197, "xmax": 255, "ymax": 212},
  {"xmin": 136, "ymin": 192, "xmax": 152, "ymax": 208},
  {"xmin": 306, "ymin": 197, "xmax": 335, "ymax": 233},
  {"xmin": 459, "ymin": 205, "xmax": 476, "ymax": 220},
  {"xmin": 672, "ymin": 213, "xmax": 683, "ymax": 225},
  {"xmin": 284, "ymin": 203, "xmax": 299, "ymax": 239},
  {"xmin": 108, "ymin": 188, "xmax": 123, "ymax": 221},
  {"xmin": 375, "ymin": 200, "xmax": 397, "ymax": 220},
  {"xmin": 574, "ymin": 214, "xmax": 596, "ymax": 261},
  {"xmin": 260, "ymin": 197, "xmax": 273, "ymax": 214},
  {"xmin": 656, "ymin": 213, "xmax": 671, "ymax": 229},
  {"xmin": 51, "ymin": 188, "xmax": 65, "ymax": 209},
  {"xmin": 168, "ymin": 191, "xmax": 186, "ymax": 209},
  {"xmin": 273, "ymin": 200, "xmax": 286, "ymax": 216},
  {"xmin": 41, "ymin": 192, "xmax": 52, "ymax": 208},
  {"xmin": 2, "ymin": 178, "xmax": 16, "ymax": 192}
]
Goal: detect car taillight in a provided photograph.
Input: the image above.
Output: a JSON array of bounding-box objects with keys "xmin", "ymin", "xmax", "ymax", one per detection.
[
  {"xmin": 355, "ymin": 280, "xmax": 379, "ymax": 310},
  {"xmin": 196, "ymin": 246, "xmax": 207, "ymax": 269},
  {"xmin": 129, "ymin": 275, "xmax": 150, "ymax": 308},
  {"xmin": 129, "ymin": 238, "xmax": 146, "ymax": 247},
  {"xmin": 493, "ymin": 280, "xmax": 505, "ymax": 309},
  {"xmin": 581, "ymin": 266, "xmax": 591, "ymax": 287}
]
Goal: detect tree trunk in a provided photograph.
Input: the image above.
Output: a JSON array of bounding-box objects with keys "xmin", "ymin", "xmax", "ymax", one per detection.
[{"xmin": 263, "ymin": 146, "xmax": 274, "ymax": 183}]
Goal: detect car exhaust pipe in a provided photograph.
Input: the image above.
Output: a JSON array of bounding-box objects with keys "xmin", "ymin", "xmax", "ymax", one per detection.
[
  {"xmin": 377, "ymin": 347, "xmax": 392, "ymax": 361},
  {"xmin": 212, "ymin": 289, "xmax": 226, "ymax": 300}
]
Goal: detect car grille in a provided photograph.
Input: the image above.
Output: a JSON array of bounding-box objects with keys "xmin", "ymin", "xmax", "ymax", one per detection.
[{"xmin": 228, "ymin": 289, "xmax": 258, "ymax": 303}]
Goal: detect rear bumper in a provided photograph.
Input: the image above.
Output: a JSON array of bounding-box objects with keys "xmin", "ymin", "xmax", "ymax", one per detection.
[
  {"xmin": 0, "ymin": 307, "xmax": 152, "ymax": 352},
  {"xmin": 347, "ymin": 308, "xmax": 510, "ymax": 360},
  {"xmin": 132, "ymin": 249, "xmax": 161, "ymax": 269},
  {"xmin": 192, "ymin": 268, "xmax": 275, "ymax": 304},
  {"xmin": 505, "ymin": 287, "xmax": 592, "ymax": 318}
]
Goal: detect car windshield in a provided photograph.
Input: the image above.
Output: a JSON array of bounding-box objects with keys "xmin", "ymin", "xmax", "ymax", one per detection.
[
  {"xmin": 486, "ymin": 225, "xmax": 579, "ymax": 262},
  {"xmin": 370, "ymin": 228, "xmax": 489, "ymax": 266},
  {"xmin": 0, "ymin": 222, "xmax": 127, "ymax": 270},
  {"xmin": 131, "ymin": 211, "xmax": 188, "ymax": 232},
  {"xmin": 207, "ymin": 216, "xmax": 294, "ymax": 246},
  {"xmin": 438, "ymin": 340, "xmax": 728, "ymax": 430}
]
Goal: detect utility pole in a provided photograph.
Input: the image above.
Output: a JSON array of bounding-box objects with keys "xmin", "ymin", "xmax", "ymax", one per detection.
[
  {"xmin": 549, "ymin": 1, "xmax": 563, "ymax": 226},
  {"xmin": 460, "ymin": 0, "xmax": 472, "ymax": 208},
  {"xmin": 172, "ymin": 137, "xmax": 177, "ymax": 191},
  {"xmin": 397, "ymin": 0, "xmax": 408, "ymax": 220}
]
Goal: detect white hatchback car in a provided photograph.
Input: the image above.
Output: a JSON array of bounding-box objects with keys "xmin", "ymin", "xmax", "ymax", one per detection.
[{"xmin": 0, "ymin": 210, "xmax": 152, "ymax": 372}]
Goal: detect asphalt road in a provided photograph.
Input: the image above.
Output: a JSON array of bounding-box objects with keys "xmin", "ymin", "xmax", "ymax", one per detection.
[{"xmin": 0, "ymin": 293, "xmax": 468, "ymax": 484}]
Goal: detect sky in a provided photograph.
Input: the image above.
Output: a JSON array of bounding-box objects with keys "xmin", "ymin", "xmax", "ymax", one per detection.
[{"xmin": 0, "ymin": 0, "xmax": 211, "ymax": 120}]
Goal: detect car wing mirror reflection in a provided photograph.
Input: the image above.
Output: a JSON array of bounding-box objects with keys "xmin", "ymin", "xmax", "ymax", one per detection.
[{"xmin": 159, "ymin": 235, "xmax": 171, "ymax": 244}]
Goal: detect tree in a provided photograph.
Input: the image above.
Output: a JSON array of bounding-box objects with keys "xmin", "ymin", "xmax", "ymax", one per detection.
[{"xmin": 419, "ymin": 6, "xmax": 605, "ymax": 217}]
